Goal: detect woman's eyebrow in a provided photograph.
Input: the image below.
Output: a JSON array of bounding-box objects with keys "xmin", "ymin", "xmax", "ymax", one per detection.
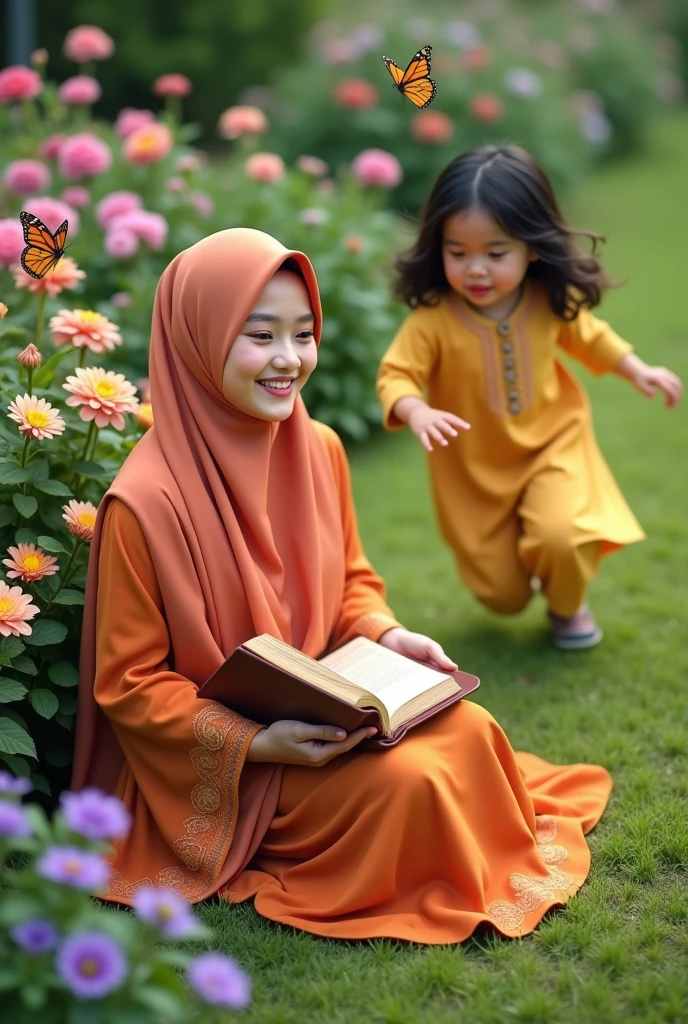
[{"xmin": 244, "ymin": 311, "xmax": 315, "ymax": 323}]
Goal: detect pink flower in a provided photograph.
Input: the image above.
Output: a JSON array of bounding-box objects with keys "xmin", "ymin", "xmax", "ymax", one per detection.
[
  {"xmin": 187, "ymin": 191, "xmax": 214, "ymax": 218},
  {"xmin": 218, "ymin": 105, "xmax": 268, "ymax": 140},
  {"xmin": 50, "ymin": 309, "xmax": 122, "ymax": 354},
  {"xmin": 110, "ymin": 291, "xmax": 131, "ymax": 309},
  {"xmin": 16, "ymin": 344, "xmax": 42, "ymax": 369},
  {"xmin": 63, "ymin": 367, "xmax": 139, "ymax": 431},
  {"xmin": 58, "ymin": 75, "xmax": 102, "ymax": 106},
  {"xmin": 0, "ymin": 580, "xmax": 39, "ymax": 638},
  {"xmin": 165, "ymin": 176, "xmax": 186, "ymax": 193},
  {"xmin": 298, "ymin": 208, "xmax": 327, "ymax": 226},
  {"xmin": 11, "ymin": 256, "xmax": 85, "ymax": 297},
  {"xmin": 324, "ymin": 40, "xmax": 357, "ymax": 65},
  {"xmin": 123, "ymin": 122, "xmax": 173, "ymax": 165},
  {"xmin": 60, "ymin": 186, "xmax": 90, "ymax": 208},
  {"xmin": 59, "ymin": 133, "xmax": 112, "ymax": 180},
  {"xmin": 62, "ymin": 500, "xmax": 98, "ymax": 542},
  {"xmin": 153, "ymin": 73, "xmax": 191, "ymax": 97},
  {"xmin": 411, "ymin": 110, "xmax": 454, "ymax": 145},
  {"xmin": 104, "ymin": 228, "xmax": 139, "ymax": 260},
  {"xmin": 40, "ymin": 134, "xmax": 67, "ymax": 160},
  {"xmin": 22, "ymin": 196, "xmax": 80, "ymax": 235},
  {"xmin": 114, "ymin": 107, "xmax": 156, "ymax": 139},
  {"xmin": 0, "ymin": 219, "xmax": 24, "ymax": 267},
  {"xmin": 0, "ymin": 66, "xmax": 42, "ymax": 103},
  {"xmin": 108, "ymin": 210, "xmax": 168, "ymax": 250},
  {"xmin": 3, "ymin": 544, "xmax": 58, "ymax": 583},
  {"xmin": 245, "ymin": 152, "xmax": 285, "ymax": 183},
  {"xmin": 296, "ymin": 155, "xmax": 329, "ymax": 177},
  {"xmin": 7, "ymin": 394, "xmax": 66, "ymax": 440},
  {"xmin": 3, "ymin": 160, "xmax": 51, "ymax": 196},
  {"xmin": 334, "ymin": 78, "xmax": 378, "ymax": 110},
  {"xmin": 351, "ymin": 148, "xmax": 403, "ymax": 189},
  {"xmin": 176, "ymin": 153, "xmax": 202, "ymax": 173},
  {"xmin": 63, "ymin": 26, "xmax": 115, "ymax": 64},
  {"xmin": 469, "ymin": 93, "xmax": 504, "ymax": 122},
  {"xmin": 96, "ymin": 190, "xmax": 142, "ymax": 229}
]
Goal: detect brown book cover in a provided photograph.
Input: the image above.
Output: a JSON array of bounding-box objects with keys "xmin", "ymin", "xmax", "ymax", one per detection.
[{"xmin": 198, "ymin": 640, "xmax": 481, "ymax": 749}]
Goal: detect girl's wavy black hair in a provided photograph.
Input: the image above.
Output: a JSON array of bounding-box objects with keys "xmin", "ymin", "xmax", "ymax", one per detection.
[{"xmin": 395, "ymin": 144, "xmax": 612, "ymax": 320}]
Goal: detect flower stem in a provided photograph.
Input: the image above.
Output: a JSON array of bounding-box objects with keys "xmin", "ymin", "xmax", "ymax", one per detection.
[
  {"xmin": 19, "ymin": 436, "xmax": 30, "ymax": 470},
  {"xmin": 78, "ymin": 346, "xmax": 88, "ymax": 369},
  {"xmin": 34, "ymin": 291, "xmax": 47, "ymax": 350},
  {"xmin": 26, "ymin": 366, "xmax": 33, "ymax": 396},
  {"xmin": 44, "ymin": 539, "xmax": 83, "ymax": 610},
  {"xmin": 80, "ymin": 421, "xmax": 97, "ymax": 463}
]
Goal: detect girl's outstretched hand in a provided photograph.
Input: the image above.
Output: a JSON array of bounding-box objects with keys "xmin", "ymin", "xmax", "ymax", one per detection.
[
  {"xmin": 378, "ymin": 627, "xmax": 458, "ymax": 673},
  {"xmin": 407, "ymin": 404, "xmax": 471, "ymax": 452},
  {"xmin": 617, "ymin": 354, "xmax": 683, "ymax": 408}
]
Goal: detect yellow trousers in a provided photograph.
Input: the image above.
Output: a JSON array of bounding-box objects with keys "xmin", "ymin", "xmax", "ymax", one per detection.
[{"xmin": 456, "ymin": 468, "xmax": 602, "ymax": 618}]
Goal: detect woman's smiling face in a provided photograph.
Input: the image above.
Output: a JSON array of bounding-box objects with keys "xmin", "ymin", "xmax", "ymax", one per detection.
[{"xmin": 221, "ymin": 269, "xmax": 317, "ymax": 421}]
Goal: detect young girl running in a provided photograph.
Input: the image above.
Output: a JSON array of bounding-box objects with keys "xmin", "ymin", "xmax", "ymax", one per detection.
[{"xmin": 377, "ymin": 145, "xmax": 683, "ymax": 649}]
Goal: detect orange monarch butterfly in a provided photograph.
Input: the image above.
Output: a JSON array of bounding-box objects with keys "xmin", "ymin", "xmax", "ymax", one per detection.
[
  {"xmin": 19, "ymin": 210, "xmax": 69, "ymax": 280},
  {"xmin": 382, "ymin": 44, "xmax": 437, "ymax": 109}
]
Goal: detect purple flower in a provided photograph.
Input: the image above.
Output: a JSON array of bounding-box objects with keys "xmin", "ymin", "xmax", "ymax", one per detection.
[
  {"xmin": 0, "ymin": 799, "xmax": 32, "ymax": 838},
  {"xmin": 36, "ymin": 846, "xmax": 110, "ymax": 890},
  {"xmin": 60, "ymin": 788, "xmax": 132, "ymax": 841},
  {"xmin": 0, "ymin": 770, "xmax": 32, "ymax": 795},
  {"xmin": 188, "ymin": 953, "xmax": 251, "ymax": 1009},
  {"xmin": 56, "ymin": 931, "xmax": 127, "ymax": 1000},
  {"xmin": 10, "ymin": 918, "xmax": 59, "ymax": 955},
  {"xmin": 132, "ymin": 886, "xmax": 198, "ymax": 937}
]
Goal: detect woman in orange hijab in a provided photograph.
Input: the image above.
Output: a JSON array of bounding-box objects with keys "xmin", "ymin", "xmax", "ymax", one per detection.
[{"xmin": 73, "ymin": 228, "xmax": 612, "ymax": 942}]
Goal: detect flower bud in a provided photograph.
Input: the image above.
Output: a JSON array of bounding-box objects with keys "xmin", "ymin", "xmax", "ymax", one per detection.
[{"xmin": 16, "ymin": 343, "xmax": 42, "ymax": 369}]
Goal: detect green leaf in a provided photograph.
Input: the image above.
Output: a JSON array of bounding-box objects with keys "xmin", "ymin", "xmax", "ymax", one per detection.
[
  {"xmin": 30, "ymin": 771, "xmax": 51, "ymax": 796},
  {"xmin": 134, "ymin": 987, "xmax": 186, "ymax": 1022},
  {"xmin": 48, "ymin": 661, "xmax": 79, "ymax": 687},
  {"xmin": 44, "ymin": 744, "xmax": 71, "ymax": 766},
  {"xmin": 32, "ymin": 346, "xmax": 74, "ymax": 389},
  {"xmin": 55, "ymin": 711, "xmax": 74, "ymax": 730},
  {"xmin": 0, "ymin": 636, "xmax": 25, "ymax": 663},
  {"xmin": 53, "ymin": 588, "xmax": 85, "ymax": 606},
  {"xmin": 0, "ymin": 752, "xmax": 31, "ymax": 776},
  {"xmin": 34, "ymin": 479, "xmax": 73, "ymax": 497},
  {"xmin": 0, "ymin": 893, "xmax": 44, "ymax": 927},
  {"xmin": 0, "ymin": 964, "xmax": 21, "ymax": 991},
  {"xmin": 67, "ymin": 1004, "xmax": 106, "ymax": 1024},
  {"xmin": 15, "ymin": 527, "xmax": 38, "ymax": 546},
  {"xmin": 0, "ymin": 506, "xmax": 17, "ymax": 528},
  {"xmin": 71, "ymin": 461, "xmax": 108, "ymax": 478},
  {"xmin": 0, "ymin": 715, "xmax": 37, "ymax": 757},
  {"xmin": 28, "ymin": 688, "xmax": 59, "ymax": 719},
  {"xmin": 13, "ymin": 493, "xmax": 38, "ymax": 518},
  {"xmin": 20, "ymin": 983, "xmax": 47, "ymax": 1010},
  {"xmin": 25, "ymin": 619, "xmax": 68, "ymax": 647},
  {"xmin": 0, "ymin": 464, "xmax": 28, "ymax": 486},
  {"xmin": 24, "ymin": 802, "xmax": 51, "ymax": 840},
  {"xmin": 58, "ymin": 693, "xmax": 78, "ymax": 714},
  {"xmin": 0, "ymin": 677, "xmax": 28, "ymax": 703},
  {"xmin": 27, "ymin": 460, "xmax": 49, "ymax": 484},
  {"xmin": 12, "ymin": 654, "xmax": 37, "ymax": 675},
  {"xmin": 36, "ymin": 535, "xmax": 68, "ymax": 554}
]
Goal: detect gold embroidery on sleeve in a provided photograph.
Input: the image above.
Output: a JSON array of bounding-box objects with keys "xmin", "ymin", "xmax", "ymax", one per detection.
[
  {"xmin": 486, "ymin": 815, "xmax": 575, "ymax": 934},
  {"xmin": 106, "ymin": 703, "xmax": 256, "ymax": 902}
]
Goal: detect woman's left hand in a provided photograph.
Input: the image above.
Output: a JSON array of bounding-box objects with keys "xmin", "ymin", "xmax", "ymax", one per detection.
[{"xmin": 378, "ymin": 627, "xmax": 458, "ymax": 673}]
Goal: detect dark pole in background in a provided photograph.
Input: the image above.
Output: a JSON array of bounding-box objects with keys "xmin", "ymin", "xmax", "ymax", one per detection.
[{"xmin": 5, "ymin": 0, "xmax": 37, "ymax": 65}]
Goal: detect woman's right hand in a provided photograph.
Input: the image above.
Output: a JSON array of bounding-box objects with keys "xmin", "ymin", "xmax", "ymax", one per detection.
[
  {"xmin": 246, "ymin": 720, "xmax": 377, "ymax": 766},
  {"xmin": 406, "ymin": 402, "xmax": 470, "ymax": 452}
]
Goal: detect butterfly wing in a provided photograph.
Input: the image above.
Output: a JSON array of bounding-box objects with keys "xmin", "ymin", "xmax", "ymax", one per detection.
[
  {"xmin": 399, "ymin": 77, "xmax": 437, "ymax": 109},
  {"xmin": 399, "ymin": 45, "xmax": 436, "ymax": 108},
  {"xmin": 382, "ymin": 56, "xmax": 406, "ymax": 87},
  {"xmin": 19, "ymin": 211, "xmax": 68, "ymax": 280}
]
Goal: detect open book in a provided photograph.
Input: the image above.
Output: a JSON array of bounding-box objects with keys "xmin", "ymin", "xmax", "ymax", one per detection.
[{"xmin": 198, "ymin": 634, "xmax": 480, "ymax": 748}]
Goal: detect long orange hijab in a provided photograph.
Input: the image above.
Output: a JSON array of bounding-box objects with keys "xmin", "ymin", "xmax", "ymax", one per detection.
[{"xmin": 72, "ymin": 229, "xmax": 345, "ymax": 895}]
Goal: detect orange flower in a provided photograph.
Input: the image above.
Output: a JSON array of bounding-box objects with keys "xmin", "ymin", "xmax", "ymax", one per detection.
[
  {"xmin": 8, "ymin": 394, "xmax": 66, "ymax": 440},
  {"xmin": 334, "ymin": 78, "xmax": 378, "ymax": 110},
  {"xmin": 3, "ymin": 543, "xmax": 59, "ymax": 582},
  {"xmin": 62, "ymin": 499, "xmax": 98, "ymax": 541},
  {"xmin": 63, "ymin": 366, "xmax": 138, "ymax": 430},
  {"xmin": 137, "ymin": 402, "xmax": 154, "ymax": 430},
  {"xmin": 411, "ymin": 109, "xmax": 454, "ymax": 145},
  {"xmin": 11, "ymin": 256, "xmax": 85, "ymax": 298},
  {"xmin": 0, "ymin": 301, "xmax": 8, "ymax": 319},
  {"xmin": 245, "ymin": 152, "xmax": 285, "ymax": 183},
  {"xmin": 0, "ymin": 580, "xmax": 39, "ymax": 637},
  {"xmin": 16, "ymin": 344, "xmax": 42, "ymax": 369},
  {"xmin": 50, "ymin": 309, "xmax": 122, "ymax": 354},
  {"xmin": 123, "ymin": 122, "xmax": 173, "ymax": 165},
  {"xmin": 344, "ymin": 234, "xmax": 365, "ymax": 254},
  {"xmin": 469, "ymin": 93, "xmax": 504, "ymax": 122}
]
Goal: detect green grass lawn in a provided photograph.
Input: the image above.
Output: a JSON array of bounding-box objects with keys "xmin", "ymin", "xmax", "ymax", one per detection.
[{"xmin": 202, "ymin": 116, "xmax": 688, "ymax": 1023}]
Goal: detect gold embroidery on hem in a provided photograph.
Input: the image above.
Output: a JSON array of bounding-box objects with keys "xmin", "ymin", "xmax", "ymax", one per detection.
[
  {"xmin": 486, "ymin": 815, "xmax": 574, "ymax": 934},
  {"xmin": 106, "ymin": 702, "xmax": 255, "ymax": 903}
]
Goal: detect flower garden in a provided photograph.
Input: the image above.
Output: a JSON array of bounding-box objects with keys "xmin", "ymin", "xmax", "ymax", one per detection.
[{"xmin": 0, "ymin": 6, "xmax": 686, "ymax": 1019}]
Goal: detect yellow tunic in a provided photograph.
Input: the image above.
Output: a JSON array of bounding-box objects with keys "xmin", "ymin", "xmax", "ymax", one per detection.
[{"xmin": 377, "ymin": 283, "xmax": 645, "ymax": 616}]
